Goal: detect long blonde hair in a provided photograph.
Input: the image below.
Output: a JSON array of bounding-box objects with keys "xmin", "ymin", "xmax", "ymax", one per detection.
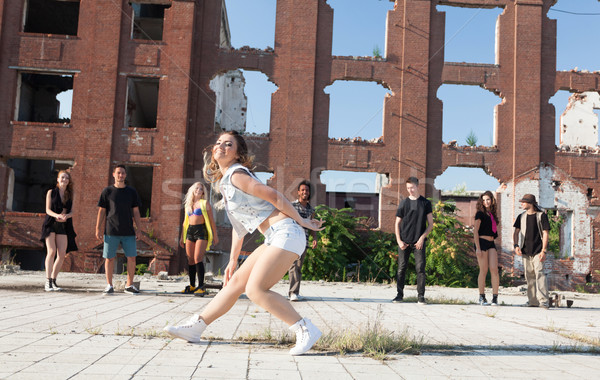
[
  {"xmin": 203, "ymin": 131, "xmax": 254, "ymax": 185},
  {"xmin": 57, "ymin": 170, "xmax": 73, "ymax": 202},
  {"xmin": 183, "ymin": 182, "xmax": 207, "ymax": 214}
]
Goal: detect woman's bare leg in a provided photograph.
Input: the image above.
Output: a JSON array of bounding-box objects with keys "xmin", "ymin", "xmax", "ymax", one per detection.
[
  {"xmin": 194, "ymin": 240, "xmax": 207, "ymax": 264},
  {"xmin": 45, "ymin": 233, "xmax": 57, "ymax": 279},
  {"xmin": 476, "ymin": 249, "xmax": 489, "ymax": 295},
  {"xmin": 51, "ymin": 234, "xmax": 67, "ymax": 278},
  {"xmin": 244, "ymin": 246, "xmax": 301, "ymax": 325},
  {"xmin": 185, "ymin": 241, "xmax": 195, "ymax": 265},
  {"xmin": 488, "ymin": 248, "xmax": 499, "ymax": 295},
  {"xmin": 199, "ymin": 244, "xmax": 283, "ymax": 324}
]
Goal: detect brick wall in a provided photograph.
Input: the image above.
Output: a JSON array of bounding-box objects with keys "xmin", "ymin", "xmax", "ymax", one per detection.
[{"xmin": 1, "ymin": 0, "xmax": 599, "ymax": 289}]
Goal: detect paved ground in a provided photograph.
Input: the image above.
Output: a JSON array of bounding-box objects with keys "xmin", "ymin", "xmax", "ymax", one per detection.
[{"xmin": 1, "ymin": 270, "xmax": 599, "ymax": 379}]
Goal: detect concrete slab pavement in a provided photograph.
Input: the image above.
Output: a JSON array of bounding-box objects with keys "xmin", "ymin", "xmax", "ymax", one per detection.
[{"xmin": 1, "ymin": 270, "xmax": 599, "ymax": 379}]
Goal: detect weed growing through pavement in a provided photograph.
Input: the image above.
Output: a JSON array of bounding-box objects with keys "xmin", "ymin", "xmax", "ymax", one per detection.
[
  {"xmin": 237, "ymin": 327, "xmax": 292, "ymax": 345},
  {"xmin": 484, "ymin": 309, "xmax": 497, "ymax": 318},
  {"xmin": 85, "ymin": 325, "xmax": 102, "ymax": 335},
  {"xmin": 316, "ymin": 307, "xmax": 424, "ymax": 359},
  {"xmin": 114, "ymin": 324, "xmax": 135, "ymax": 336},
  {"xmin": 140, "ymin": 328, "xmax": 168, "ymax": 339}
]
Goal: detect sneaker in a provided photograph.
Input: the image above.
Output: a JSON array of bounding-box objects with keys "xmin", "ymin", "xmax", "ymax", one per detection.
[
  {"xmin": 52, "ymin": 279, "xmax": 62, "ymax": 292},
  {"xmin": 417, "ymin": 296, "xmax": 427, "ymax": 305},
  {"xmin": 289, "ymin": 318, "xmax": 322, "ymax": 356},
  {"xmin": 124, "ymin": 285, "xmax": 140, "ymax": 295},
  {"xmin": 289, "ymin": 293, "xmax": 299, "ymax": 302},
  {"xmin": 541, "ymin": 302, "xmax": 550, "ymax": 309},
  {"xmin": 523, "ymin": 301, "xmax": 538, "ymax": 307},
  {"xmin": 491, "ymin": 296, "xmax": 498, "ymax": 306},
  {"xmin": 392, "ymin": 295, "xmax": 403, "ymax": 303},
  {"xmin": 181, "ymin": 285, "xmax": 196, "ymax": 294},
  {"xmin": 44, "ymin": 281, "xmax": 54, "ymax": 292},
  {"xmin": 194, "ymin": 287, "xmax": 206, "ymax": 297},
  {"xmin": 103, "ymin": 285, "xmax": 114, "ymax": 294},
  {"xmin": 163, "ymin": 314, "xmax": 206, "ymax": 343},
  {"xmin": 479, "ymin": 295, "xmax": 489, "ymax": 306}
]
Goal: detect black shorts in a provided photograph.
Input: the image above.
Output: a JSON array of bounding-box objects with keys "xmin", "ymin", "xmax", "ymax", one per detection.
[
  {"xmin": 187, "ymin": 224, "xmax": 208, "ymax": 242},
  {"xmin": 475, "ymin": 238, "xmax": 496, "ymax": 251},
  {"xmin": 51, "ymin": 221, "xmax": 67, "ymax": 235}
]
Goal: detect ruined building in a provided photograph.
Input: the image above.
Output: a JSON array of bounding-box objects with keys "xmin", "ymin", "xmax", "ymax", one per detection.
[{"xmin": 0, "ymin": 0, "xmax": 599, "ymax": 290}]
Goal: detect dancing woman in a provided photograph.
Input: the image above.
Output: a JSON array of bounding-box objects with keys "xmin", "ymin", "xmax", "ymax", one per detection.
[{"xmin": 164, "ymin": 131, "xmax": 324, "ymax": 355}]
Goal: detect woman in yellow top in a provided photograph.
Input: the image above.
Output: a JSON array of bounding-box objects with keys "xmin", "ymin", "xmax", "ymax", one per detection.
[{"xmin": 180, "ymin": 182, "xmax": 219, "ymax": 295}]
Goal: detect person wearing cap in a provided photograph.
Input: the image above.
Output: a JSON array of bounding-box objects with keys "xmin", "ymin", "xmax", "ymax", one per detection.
[{"xmin": 512, "ymin": 194, "xmax": 550, "ymax": 308}]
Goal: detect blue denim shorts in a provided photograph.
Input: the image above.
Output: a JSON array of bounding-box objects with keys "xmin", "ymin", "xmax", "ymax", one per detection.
[
  {"xmin": 103, "ymin": 235, "xmax": 137, "ymax": 259},
  {"xmin": 263, "ymin": 218, "xmax": 306, "ymax": 256}
]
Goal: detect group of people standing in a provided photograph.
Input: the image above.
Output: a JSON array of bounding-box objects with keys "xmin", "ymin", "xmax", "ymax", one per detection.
[
  {"xmin": 38, "ymin": 130, "xmax": 552, "ymax": 356},
  {"xmin": 391, "ymin": 178, "xmax": 550, "ymax": 309}
]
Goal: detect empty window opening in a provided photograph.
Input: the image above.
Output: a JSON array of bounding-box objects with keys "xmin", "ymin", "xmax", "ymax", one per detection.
[
  {"xmin": 23, "ymin": 0, "xmax": 80, "ymax": 36},
  {"xmin": 6, "ymin": 158, "xmax": 73, "ymax": 213},
  {"xmin": 126, "ymin": 77, "xmax": 159, "ymax": 129},
  {"xmin": 254, "ymin": 172, "xmax": 274, "ymax": 185},
  {"xmin": 551, "ymin": 90, "xmax": 600, "ymax": 148},
  {"xmin": 124, "ymin": 165, "xmax": 153, "ymax": 218},
  {"xmin": 321, "ymin": 171, "xmax": 385, "ymax": 227},
  {"xmin": 12, "ymin": 249, "xmax": 46, "ymax": 271},
  {"xmin": 328, "ymin": 0, "xmax": 393, "ymax": 57},
  {"xmin": 436, "ymin": 5, "xmax": 502, "ymax": 64},
  {"xmin": 435, "ymin": 167, "xmax": 500, "ymax": 194},
  {"xmin": 131, "ymin": 2, "xmax": 170, "ymax": 41},
  {"xmin": 210, "ymin": 70, "xmax": 248, "ymax": 133},
  {"xmin": 550, "ymin": 0, "xmax": 600, "ymax": 72},
  {"xmin": 17, "ymin": 73, "xmax": 73, "ymax": 123},
  {"xmin": 326, "ymin": 80, "xmax": 390, "ymax": 141},
  {"xmin": 438, "ymin": 84, "xmax": 500, "ymax": 146},
  {"xmin": 223, "ymin": 0, "xmax": 275, "ymax": 49},
  {"xmin": 211, "ymin": 70, "xmax": 276, "ymax": 135},
  {"xmin": 436, "ymin": 167, "xmax": 500, "ymax": 228}
]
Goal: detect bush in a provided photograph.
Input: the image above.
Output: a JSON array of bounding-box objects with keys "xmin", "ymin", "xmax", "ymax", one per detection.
[
  {"xmin": 425, "ymin": 200, "xmax": 478, "ymax": 287},
  {"xmin": 123, "ymin": 263, "xmax": 150, "ymax": 276},
  {"xmin": 301, "ymin": 201, "xmax": 478, "ymax": 287}
]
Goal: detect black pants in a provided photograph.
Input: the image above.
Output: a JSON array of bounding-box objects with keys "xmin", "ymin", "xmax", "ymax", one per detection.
[{"xmin": 396, "ymin": 244, "xmax": 426, "ymax": 297}]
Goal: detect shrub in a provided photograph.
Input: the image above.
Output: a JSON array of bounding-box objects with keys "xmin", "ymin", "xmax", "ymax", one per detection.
[{"xmin": 301, "ymin": 201, "xmax": 478, "ymax": 287}]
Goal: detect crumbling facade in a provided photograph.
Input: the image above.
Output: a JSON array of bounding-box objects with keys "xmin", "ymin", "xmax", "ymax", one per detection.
[{"xmin": 1, "ymin": 0, "xmax": 599, "ymax": 290}]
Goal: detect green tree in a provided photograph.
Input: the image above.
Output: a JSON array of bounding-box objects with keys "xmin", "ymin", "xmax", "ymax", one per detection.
[
  {"xmin": 466, "ymin": 130, "xmax": 478, "ymax": 146},
  {"xmin": 372, "ymin": 44, "xmax": 382, "ymax": 58}
]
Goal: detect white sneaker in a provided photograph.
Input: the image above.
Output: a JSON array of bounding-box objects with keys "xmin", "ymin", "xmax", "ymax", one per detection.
[
  {"xmin": 44, "ymin": 282, "xmax": 54, "ymax": 292},
  {"xmin": 163, "ymin": 314, "xmax": 206, "ymax": 343},
  {"xmin": 289, "ymin": 293, "xmax": 299, "ymax": 302},
  {"xmin": 289, "ymin": 318, "xmax": 322, "ymax": 356}
]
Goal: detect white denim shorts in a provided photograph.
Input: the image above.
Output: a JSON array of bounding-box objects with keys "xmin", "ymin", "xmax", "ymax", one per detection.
[{"xmin": 263, "ymin": 218, "xmax": 306, "ymax": 256}]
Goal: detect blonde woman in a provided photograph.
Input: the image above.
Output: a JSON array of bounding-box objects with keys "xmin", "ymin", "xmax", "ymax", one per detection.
[
  {"xmin": 165, "ymin": 131, "xmax": 324, "ymax": 356},
  {"xmin": 40, "ymin": 170, "xmax": 77, "ymax": 291},
  {"xmin": 180, "ymin": 182, "xmax": 219, "ymax": 295}
]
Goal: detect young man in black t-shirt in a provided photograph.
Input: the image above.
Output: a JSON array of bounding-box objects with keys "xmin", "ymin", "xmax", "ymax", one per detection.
[
  {"xmin": 393, "ymin": 177, "xmax": 433, "ymax": 304},
  {"xmin": 95, "ymin": 165, "xmax": 143, "ymax": 295},
  {"xmin": 513, "ymin": 194, "xmax": 550, "ymax": 308}
]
